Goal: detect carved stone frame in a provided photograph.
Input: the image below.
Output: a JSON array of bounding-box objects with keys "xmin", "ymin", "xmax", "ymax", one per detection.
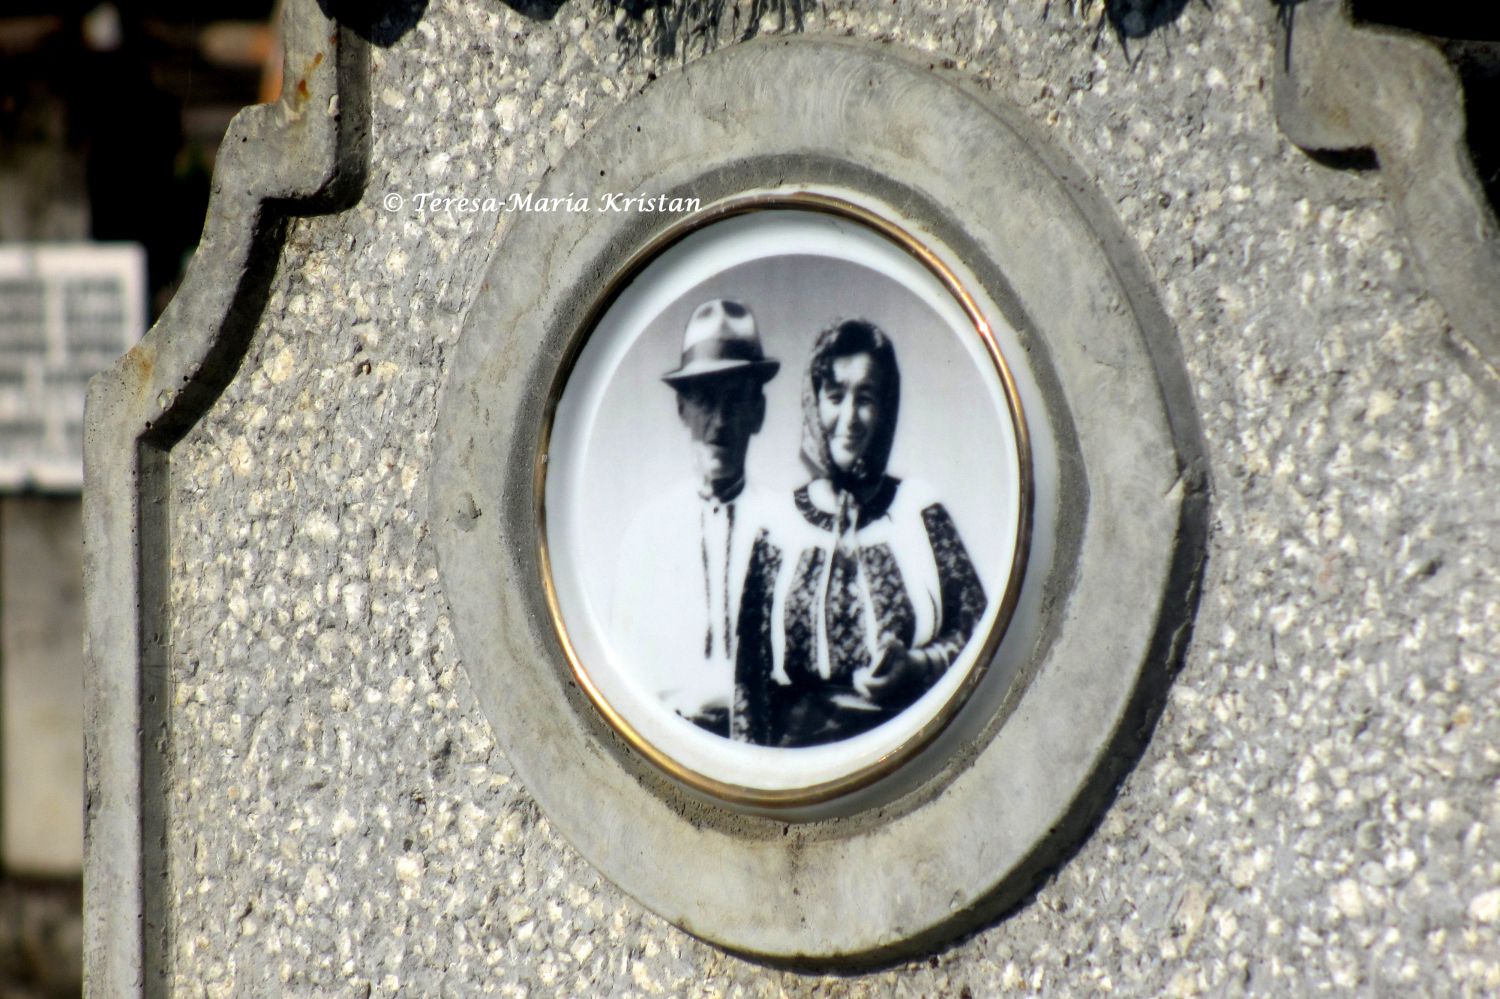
[
  {"xmin": 82, "ymin": 3, "xmax": 369, "ymax": 994},
  {"xmin": 431, "ymin": 36, "xmax": 1209, "ymax": 963}
]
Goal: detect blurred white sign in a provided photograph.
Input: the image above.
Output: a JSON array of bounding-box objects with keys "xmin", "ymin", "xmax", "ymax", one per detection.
[{"xmin": 0, "ymin": 243, "xmax": 145, "ymax": 490}]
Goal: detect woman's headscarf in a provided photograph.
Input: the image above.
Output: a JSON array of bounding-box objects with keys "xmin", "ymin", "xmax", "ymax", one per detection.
[
  {"xmin": 799, "ymin": 319, "xmax": 902, "ymax": 495},
  {"xmin": 797, "ymin": 320, "xmax": 904, "ymax": 682}
]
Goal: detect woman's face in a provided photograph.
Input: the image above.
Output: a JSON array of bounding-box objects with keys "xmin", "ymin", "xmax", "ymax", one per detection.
[{"xmin": 817, "ymin": 351, "xmax": 883, "ymax": 474}]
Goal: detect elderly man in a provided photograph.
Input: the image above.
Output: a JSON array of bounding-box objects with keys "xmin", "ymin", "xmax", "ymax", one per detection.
[{"xmin": 611, "ymin": 299, "xmax": 780, "ymax": 738}]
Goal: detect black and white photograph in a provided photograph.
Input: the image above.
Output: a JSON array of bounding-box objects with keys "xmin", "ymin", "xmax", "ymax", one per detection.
[{"xmin": 545, "ymin": 207, "xmax": 1027, "ymax": 794}]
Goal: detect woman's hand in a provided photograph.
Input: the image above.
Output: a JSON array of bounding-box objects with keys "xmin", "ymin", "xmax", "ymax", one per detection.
[{"xmin": 852, "ymin": 638, "xmax": 927, "ymax": 704}]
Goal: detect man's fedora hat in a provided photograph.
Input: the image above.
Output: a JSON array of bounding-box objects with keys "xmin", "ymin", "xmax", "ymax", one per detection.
[{"xmin": 662, "ymin": 299, "xmax": 780, "ymax": 385}]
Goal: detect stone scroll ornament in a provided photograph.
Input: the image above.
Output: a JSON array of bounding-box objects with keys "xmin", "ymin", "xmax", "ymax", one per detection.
[
  {"xmin": 1273, "ymin": 0, "xmax": 1500, "ymax": 388},
  {"xmin": 431, "ymin": 37, "xmax": 1208, "ymax": 960}
]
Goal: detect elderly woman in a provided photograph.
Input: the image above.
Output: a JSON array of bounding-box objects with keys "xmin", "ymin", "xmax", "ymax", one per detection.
[{"xmin": 733, "ymin": 319, "xmax": 987, "ymax": 747}]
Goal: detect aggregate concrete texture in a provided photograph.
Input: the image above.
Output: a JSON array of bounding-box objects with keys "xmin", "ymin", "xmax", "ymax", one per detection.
[{"xmin": 134, "ymin": 0, "xmax": 1500, "ymax": 994}]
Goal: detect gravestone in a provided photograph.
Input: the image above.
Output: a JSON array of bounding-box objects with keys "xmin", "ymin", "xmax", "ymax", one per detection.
[{"xmin": 86, "ymin": 0, "xmax": 1499, "ymax": 995}]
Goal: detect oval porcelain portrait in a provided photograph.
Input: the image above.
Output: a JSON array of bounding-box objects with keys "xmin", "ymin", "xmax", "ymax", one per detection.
[{"xmin": 540, "ymin": 196, "xmax": 1030, "ymax": 807}]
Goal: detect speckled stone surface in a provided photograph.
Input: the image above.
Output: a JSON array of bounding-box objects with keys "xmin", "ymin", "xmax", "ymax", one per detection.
[{"xmin": 164, "ymin": 0, "xmax": 1499, "ymax": 994}]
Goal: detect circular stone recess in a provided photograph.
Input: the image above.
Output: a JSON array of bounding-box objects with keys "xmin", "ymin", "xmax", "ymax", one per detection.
[{"xmin": 431, "ymin": 36, "xmax": 1207, "ymax": 962}]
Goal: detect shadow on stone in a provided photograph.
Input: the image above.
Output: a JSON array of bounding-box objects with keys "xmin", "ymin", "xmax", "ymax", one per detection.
[
  {"xmin": 1047, "ymin": 0, "xmax": 1204, "ymax": 62},
  {"xmin": 1305, "ymin": 147, "xmax": 1380, "ymax": 171},
  {"xmin": 500, "ymin": 0, "xmax": 569, "ymax": 19},
  {"xmin": 317, "ymin": 0, "xmax": 429, "ymax": 46}
]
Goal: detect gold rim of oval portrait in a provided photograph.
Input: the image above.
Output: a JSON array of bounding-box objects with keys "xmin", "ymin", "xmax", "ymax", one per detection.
[{"xmin": 534, "ymin": 190, "xmax": 1034, "ymax": 810}]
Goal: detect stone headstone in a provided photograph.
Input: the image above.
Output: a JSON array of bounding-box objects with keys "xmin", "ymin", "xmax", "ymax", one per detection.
[{"xmin": 85, "ymin": 0, "xmax": 1499, "ymax": 995}]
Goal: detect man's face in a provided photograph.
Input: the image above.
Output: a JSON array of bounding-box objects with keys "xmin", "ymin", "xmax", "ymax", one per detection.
[{"xmin": 675, "ymin": 373, "xmax": 766, "ymax": 489}]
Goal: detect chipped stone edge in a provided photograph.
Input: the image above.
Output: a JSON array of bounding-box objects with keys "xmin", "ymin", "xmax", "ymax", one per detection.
[
  {"xmin": 1274, "ymin": 0, "xmax": 1500, "ymax": 388},
  {"xmin": 80, "ymin": 3, "xmax": 369, "ymax": 995}
]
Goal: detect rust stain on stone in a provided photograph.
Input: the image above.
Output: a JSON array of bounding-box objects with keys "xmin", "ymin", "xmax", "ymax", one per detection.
[
  {"xmin": 121, "ymin": 344, "xmax": 155, "ymax": 389},
  {"xmin": 288, "ymin": 53, "xmax": 323, "ymax": 110}
]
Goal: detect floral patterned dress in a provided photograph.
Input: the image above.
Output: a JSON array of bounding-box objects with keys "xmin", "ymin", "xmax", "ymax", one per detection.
[{"xmin": 732, "ymin": 475, "xmax": 986, "ymax": 747}]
